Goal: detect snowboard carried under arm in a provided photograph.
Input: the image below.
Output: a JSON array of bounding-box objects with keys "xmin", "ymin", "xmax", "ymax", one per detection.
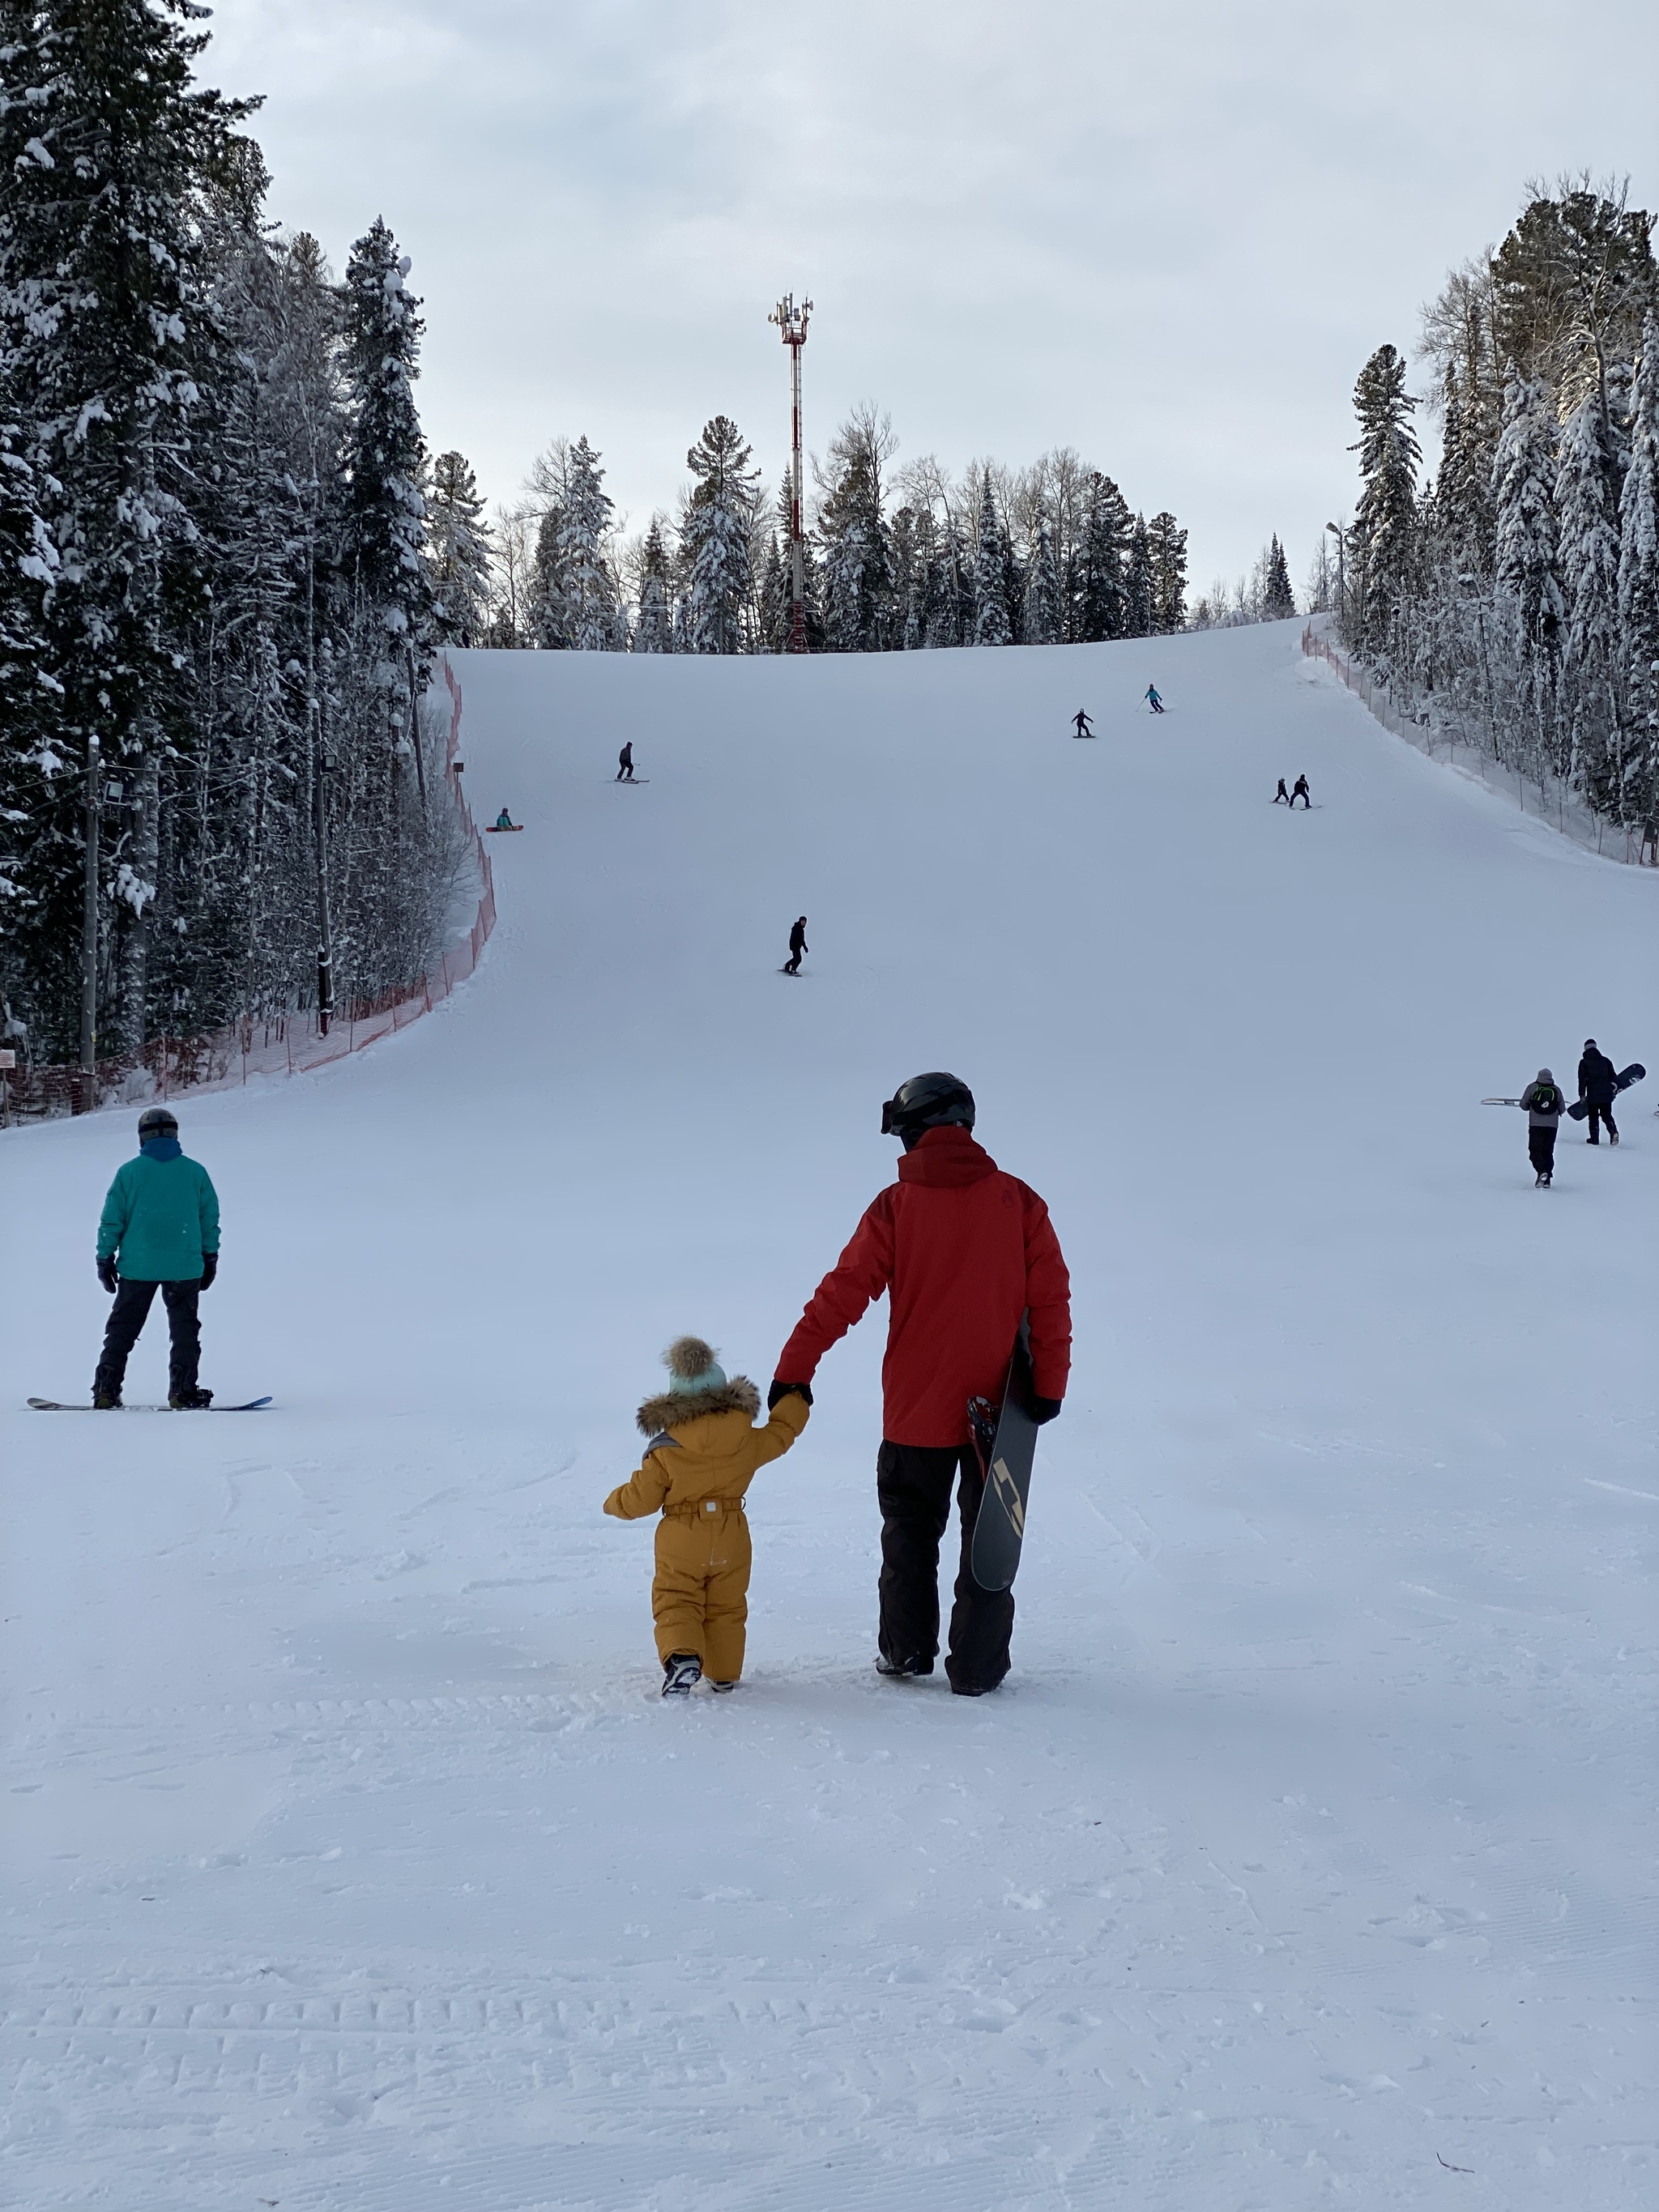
[
  {"xmin": 968, "ymin": 1318, "xmax": 1041, "ymax": 1594},
  {"xmin": 1566, "ymin": 1063, "xmax": 1644, "ymax": 1119}
]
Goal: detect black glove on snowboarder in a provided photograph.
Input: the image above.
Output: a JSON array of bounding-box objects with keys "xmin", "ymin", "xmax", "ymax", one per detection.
[
  {"xmin": 200, "ymin": 1252, "xmax": 218, "ymax": 1290},
  {"xmin": 768, "ymin": 1380, "xmax": 812, "ymax": 1410},
  {"xmin": 97, "ymin": 1255, "xmax": 118, "ymax": 1294},
  {"xmin": 1029, "ymin": 1395, "xmax": 1063, "ymax": 1426}
]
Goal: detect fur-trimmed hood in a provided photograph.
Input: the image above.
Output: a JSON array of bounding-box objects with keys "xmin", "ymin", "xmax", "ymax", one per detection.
[{"xmin": 636, "ymin": 1375, "xmax": 761, "ymax": 1436}]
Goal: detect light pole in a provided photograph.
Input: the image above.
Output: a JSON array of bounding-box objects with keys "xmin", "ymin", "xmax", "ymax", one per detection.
[{"xmin": 768, "ymin": 292, "xmax": 812, "ymax": 653}]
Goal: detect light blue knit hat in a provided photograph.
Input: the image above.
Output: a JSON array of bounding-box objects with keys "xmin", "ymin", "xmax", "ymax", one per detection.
[{"xmin": 663, "ymin": 1336, "xmax": 727, "ymax": 1396}]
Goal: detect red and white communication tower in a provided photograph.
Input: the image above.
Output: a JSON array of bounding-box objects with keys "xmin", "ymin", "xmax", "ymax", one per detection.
[{"xmin": 768, "ymin": 292, "xmax": 812, "ymax": 653}]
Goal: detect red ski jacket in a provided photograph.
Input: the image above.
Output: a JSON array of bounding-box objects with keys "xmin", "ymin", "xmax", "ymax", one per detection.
[{"xmin": 775, "ymin": 1127, "xmax": 1072, "ymax": 1447}]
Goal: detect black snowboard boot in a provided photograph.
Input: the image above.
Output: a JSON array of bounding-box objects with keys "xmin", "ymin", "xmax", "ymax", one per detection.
[
  {"xmin": 92, "ymin": 1387, "xmax": 123, "ymax": 1409},
  {"xmin": 168, "ymin": 1386, "xmax": 214, "ymax": 1410},
  {"xmin": 876, "ymin": 1652, "xmax": 930, "ymax": 1678},
  {"xmin": 662, "ymin": 1652, "xmax": 702, "ymax": 1697}
]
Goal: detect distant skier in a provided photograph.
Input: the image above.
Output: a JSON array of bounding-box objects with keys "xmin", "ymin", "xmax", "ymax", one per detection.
[
  {"xmin": 1073, "ymin": 709, "xmax": 1094, "ymax": 739},
  {"xmin": 1290, "ymin": 774, "xmax": 1311, "ymax": 809},
  {"xmin": 1145, "ymin": 684, "xmax": 1164, "ymax": 714},
  {"xmin": 494, "ymin": 807, "xmax": 515, "ymax": 830},
  {"xmin": 616, "ymin": 743, "xmax": 636, "ymax": 783},
  {"xmin": 770, "ymin": 1073, "xmax": 1071, "ymax": 1697},
  {"xmin": 784, "ymin": 916, "xmax": 808, "ymax": 975},
  {"xmin": 1273, "ymin": 778, "xmax": 1290, "ymax": 804},
  {"xmin": 1520, "ymin": 1068, "xmax": 1565, "ymax": 1187},
  {"xmin": 1578, "ymin": 1039, "xmax": 1619, "ymax": 1144},
  {"xmin": 92, "ymin": 1106, "xmax": 220, "ymax": 1409}
]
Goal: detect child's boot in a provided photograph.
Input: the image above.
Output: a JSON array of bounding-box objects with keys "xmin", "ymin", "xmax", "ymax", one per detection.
[{"xmin": 662, "ymin": 1652, "xmax": 702, "ymax": 1696}]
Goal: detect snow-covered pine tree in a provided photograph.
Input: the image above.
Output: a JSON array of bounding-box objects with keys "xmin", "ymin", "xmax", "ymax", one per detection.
[
  {"xmin": 1148, "ymin": 512, "xmax": 1188, "ymax": 633},
  {"xmin": 1492, "ymin": 370, "xmax": 1565, "ymax": 774},
  {"xmin": 1555, "ymin": 393, "xmax": 1626, "ymax": 811},
  {"xmin": 1021, "ymin": 514, "xmax": 1061, "ymax": 645},
  {"xmin": 1617, "ymin": 313, "xmax": 1659, "ymax": 830},
  {"xmin": 1261, "ymin": 534, "xmax": 1295, "ymax": 620},
  {"xmin": 1073, "ymin": 474, "xmax": 1128, "ymax": 641},
  {"xmin": 633, "ymin": 516, "xmax": 674, "ymax": 654},
  {"xmin": 971, "ymin": 475, "xmax": 1012, "ymax": 646},
  {"xmin": 426, "ymin": 450, "xmax": 492, "ymax": 645},
  {"xmin": 1124, "ymin": 515, "xmax": 1154, "ymax": 637},
  {"xmin": 683, "ymin": 415, "xmax": 757, "ymax": 654},
  {"xmin": 557, "ymin": 434, "xmax": 620, "ymax": 650},
  {"xmin": 817, "ymin": 413, "xmax": 894, "ymax": 652},
  {"xmin": 0, "ymin": 407, "xmax": 61, "ymax": 1044},
  {"xmin": 1349, "ymin": 343, "xmax": 1421, "ymax": 657}
]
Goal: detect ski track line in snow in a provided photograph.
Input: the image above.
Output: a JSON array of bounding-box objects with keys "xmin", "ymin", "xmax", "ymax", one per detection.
[{"xmin": 3, "ymin": 626, "xmax": 1657, "ymax": 2211}]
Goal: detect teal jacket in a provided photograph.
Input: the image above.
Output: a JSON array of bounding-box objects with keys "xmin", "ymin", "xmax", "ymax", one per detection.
[{"xmin": 96, "ymin": 1141, "xmax": 220, "ymax": 1281}]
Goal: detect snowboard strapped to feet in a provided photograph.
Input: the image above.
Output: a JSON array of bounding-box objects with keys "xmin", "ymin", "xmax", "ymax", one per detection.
[
  {"xmin": 28, "ymin": 1396, "xmax": 272, "ymax": 1412},
  {"xmin": 967, "ymin": 1317, "xmax": 1041, "ymax": 1594},
  {"xmin": 1566, "ymin": 1063, "xmax": 1644, "ymax": 1119}
]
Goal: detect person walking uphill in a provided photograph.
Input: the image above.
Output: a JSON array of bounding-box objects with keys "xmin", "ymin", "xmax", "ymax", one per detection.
[
  {"xmin": 1578, "ymin": 1039, "xmax": 1619, "ymax": 1144},
  {"xmin": 1520, "ymin": 1069, "xmax": 1565, "ymax": 1186},
  {"xmin": 772, "ymin": 1073, "xmax": 1071, "ymax": 1697},
  {"xmin": 92, "ymin": 1107, "xmax": 220, "ymax": 1408},
  {"xmin": 603, "ymin": 1337, "xmax": 809, "ymax": 1695}
]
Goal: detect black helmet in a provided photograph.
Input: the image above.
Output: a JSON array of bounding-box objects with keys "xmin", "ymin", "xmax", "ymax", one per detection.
[
  {"xmin": 137, "ymin": 1106, "xmax": 178, "ymax": 1141},
  {"xmin": 881, "ymin": 1071, "xmax": 975, "ymax": 1144}
]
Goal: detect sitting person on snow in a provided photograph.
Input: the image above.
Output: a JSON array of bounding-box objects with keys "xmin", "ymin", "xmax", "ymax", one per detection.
[
  {"xmin": 603, "ymin": 1337, "xmax": 809, "ymax": 1697},
  {"xmin": 494, "ymin": 808, "xmax": 515, "ymax": 829}
]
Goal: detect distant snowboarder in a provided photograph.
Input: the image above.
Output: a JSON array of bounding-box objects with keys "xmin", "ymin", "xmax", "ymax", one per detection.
[
  {"xmin": 1073, "ymin": 709, "xmax": 1094, "ymax": 739},
  {"xmin": 1578, "ymin": 1040, "xmax": 1619, "ymax": 1144},
  {"xmin": 1290, "ymin": 774, "xmax": 1311, "ymax": 809},
  {"xmin": 1519, "ymin": 1069, "xmax": 1565, "ymax": 1186},
  {"xmin": 92, "ymin": 1107, "xmax": 220, "ymax": 1409},
  {"xmin": 1273, "ymin": 778, "xmax": 1290, "ymax": 805},
  {"xmin": 784, "ymin": 917, "xmax": 808, "ymax": 975},
  {"xmin": 494, "ymin": 807, "xmax": 515, "ymax": 830},
  {"xmin": 1145, "ymin": 684, "xmax": 1164, "ymax": 714},
  {"xmin": 616, "ymin": 743, "xmax": 636, "ymax": 783}
]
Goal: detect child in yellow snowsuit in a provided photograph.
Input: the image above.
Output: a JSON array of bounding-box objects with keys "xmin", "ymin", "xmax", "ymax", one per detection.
[{"xmin": 603, "ymin": 1337, "xmax": 809, "ymax": 1696}]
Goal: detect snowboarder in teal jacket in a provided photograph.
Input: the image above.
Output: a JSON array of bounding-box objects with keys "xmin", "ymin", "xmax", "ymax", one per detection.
[{"xmin": 92, "ymin": 1106, "xmax": 220, "ymax": 1409}]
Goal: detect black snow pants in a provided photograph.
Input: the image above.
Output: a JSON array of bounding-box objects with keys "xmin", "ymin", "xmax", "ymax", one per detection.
[
  {"xmin": 96, "ymin": 1277, "xmax": 202, "ymax": 1398},
  {"xmin": 1584, "ymin": 1102, "xmax": 1618, "ymax": 1142},
  {"xmin": 1528, "ymin": 1126, "xmax": 1557, "ymax": 1178},
  {"xmin": 876, "ymin": 1442, "xmax": 1013, "ymax": 1694}
]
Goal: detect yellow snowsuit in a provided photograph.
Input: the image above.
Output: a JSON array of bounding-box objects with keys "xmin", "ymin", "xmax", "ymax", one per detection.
[{"xmin": 603, "ymin": 1383, "xmax": 808, "ymax": 1681}]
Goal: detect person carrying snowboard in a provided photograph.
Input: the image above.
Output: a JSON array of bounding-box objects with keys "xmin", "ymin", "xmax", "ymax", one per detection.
[
  {"xmin": 1273, "ymin": 778, "xmax": 1290, "ymax": 804},
  {"xmin": 1577, "ymin": 1039, "xmax": 1619, "ymax": 1144},
  {"xmin": 771, "ymin": 1073, "xmax": 1071, "ymax": 1697},
  {"xmin": 1073, "ymin": 709, "xmax": 1094, "ymax": 739},
  {"xmin": 494, "ymin": 807, "xmax": 515, "ymax": 830},
  {"xmin": 1145, "ymin": 684, "xmax": 1163, "ymax": 714},
  {"xmin": 784, "ymin": 916, "xmax": 808, "ymax": 975},
  {"xmin": 1520, "ymin": 1068, "xmax": 1565, "ymax": 1186},
  {"xmin": 616, "ymin": 742, "xmax": 636, "ymax": 783},
  {"xmin": 1290, "ymin": 774, "xmax": 1311, "ymax": 809},
  {"xmin": 603, "ymin": 1336, "xmax": 809, "ymax": 1696},
  {"xmin": 92, "ymin": 1106, "xmax": 220, "ymax": 1409}
]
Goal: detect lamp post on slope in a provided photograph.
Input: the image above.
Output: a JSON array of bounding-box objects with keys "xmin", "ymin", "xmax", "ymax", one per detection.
[{"xmin": 768, "ymin": 292, "xmax": 812, "ymax": 653}]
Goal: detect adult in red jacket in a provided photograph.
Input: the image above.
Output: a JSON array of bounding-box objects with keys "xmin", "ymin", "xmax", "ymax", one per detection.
[{"xmin": 772, "ymin": 1072, "xmax": 1071, "ymax": 1694}]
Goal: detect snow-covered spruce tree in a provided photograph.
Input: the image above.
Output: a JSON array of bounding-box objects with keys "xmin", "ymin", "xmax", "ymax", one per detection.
[
  {"xmin": 683, "ymin": 415, "xmax": 757, "ymax": 654},
  {"xmin": 1348, "ymin": 344, "xmax": 1421, "ymax": 658},
  {"xmin": 817, "ymin": 408, "xmax": 895, "ymax": 652},
  {"xmin": 1021, "ymin": 514, "xmax": 1060, "ymax": 645},
  {"xmin": 1555, "ymin": 393, "xmax": 1626, "ymax": 812},
  {"xmin": 0, "ymin": 407, "xmax": 62, "ymax": 1044},
  {"xmin": 557, "ymin": 434, "xmax": 620, "ymax": 650},
  {"xmin": 1123, "ymin": 515, "xmax": 1154, "ymax": 637},
  {"xmin": 1261, "ymin": 534, "xmax": 1295, "ymax": 620},
  {"xmin": 1492, "ymin": 370, "xmax": 1565, "ymax": 778},
  {"xmin": 341, "ymin": 218, "xmax": 432, "ymax": 711},
  {"xmin": 1148, "ymin": 512, "xmax": 1188, "ymax": 633},
  {"xmin": 970, "ymin": 475, "xmax": 1012, "ymax": 646},
  {"xmin": 426, "ymin": 450, "xmax": 492, "ymax": 645},
  {"xmin": 1073, "ymin": 474, "xmax": 1128, "ymax": 641},
  {"xmin": 633, "ymin": 516, "xmax": 674, "ymax": 654},
  {"xmin": 1618, "ymin": 313, "xmax": 1659, "ymax": 829}
]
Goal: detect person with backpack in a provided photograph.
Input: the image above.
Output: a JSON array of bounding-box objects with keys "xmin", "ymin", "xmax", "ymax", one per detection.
[
  {"xmin": 1577, "ymin": 1039, "xmax": 1619, "ymax": 1144},
  {"xmin": 92, "ymin": 1106, "xmax": 220, "ymax": 1408},
  {"xmin": 1519, "ymin": 1069, "xmax": 1565, "ymax": 1187}
]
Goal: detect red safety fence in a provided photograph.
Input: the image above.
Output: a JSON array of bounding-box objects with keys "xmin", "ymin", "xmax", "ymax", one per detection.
[{"xmin": 3, "ymin": 658, "xmax": 495, "ymax": 1121}]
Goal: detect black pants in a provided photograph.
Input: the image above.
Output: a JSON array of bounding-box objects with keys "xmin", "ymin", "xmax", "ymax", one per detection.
[
  {"xmin": 1528, "ymin": 1126, "xmax": 1557, "ymax": 1177},
  {"xmin": 96, "ymin": 1277, "xmax": 202, "ymax": 1397},
  {"xmin": 784, "ymin": 948, "xmax": 803, "ymax": 974},
  {"xmin": 1291, "ymin": 791, "xmax": 1309, "ymax": 808},
  {"xmin": 876, "ymin": 1442, "xmax": 1014, "ymax": 1693},
  {"xmin": 1584, "ymin": 1102, "xmax": 1617, "ymax": 1141}
]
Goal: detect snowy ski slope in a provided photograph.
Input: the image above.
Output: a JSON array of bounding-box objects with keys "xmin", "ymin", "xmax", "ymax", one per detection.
[{"xmin": 2, "ymin": 621, "xmax": 1655, "ymax": 2210}]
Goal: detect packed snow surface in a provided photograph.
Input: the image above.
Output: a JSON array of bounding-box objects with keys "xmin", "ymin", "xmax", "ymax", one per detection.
[{"xmin": 3, "ymin": 623, "xmax": 1655, "ymax": 2210}]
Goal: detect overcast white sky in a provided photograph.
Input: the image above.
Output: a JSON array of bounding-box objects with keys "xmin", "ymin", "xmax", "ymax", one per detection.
[{"xmin": 211, "ymin": 0, "xmax": 1657, "ymax": 593}]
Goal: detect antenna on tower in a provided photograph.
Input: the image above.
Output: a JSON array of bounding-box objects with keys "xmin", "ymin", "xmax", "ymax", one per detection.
[{"xmin": 768, "ymin": 292, "xmax": 812, "ymax": 654}]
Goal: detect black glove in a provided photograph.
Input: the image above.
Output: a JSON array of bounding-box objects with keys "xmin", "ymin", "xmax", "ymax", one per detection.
[
  {"xmin": 97, "ymin": 1254, "xmax": 118, "ymax": 1295},
  {"xmin": 1029, "ymin": 1395, "xmax": 1063, "ymax": 1426},
  {"xmin": 768, "ymin": 1379, "xmax": 812, "ymax": 1410},
  {"xmin": 199, "ymin": 1252, "xmax": 218, "ymax": 1290}
]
